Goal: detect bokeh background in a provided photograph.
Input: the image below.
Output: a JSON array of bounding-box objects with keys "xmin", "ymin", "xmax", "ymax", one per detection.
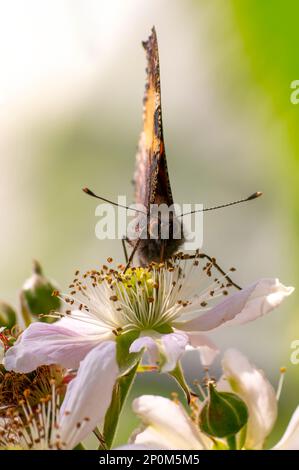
[{"xmin": 0, "ymin": 0, "xmax": 298, "ymax": 448}]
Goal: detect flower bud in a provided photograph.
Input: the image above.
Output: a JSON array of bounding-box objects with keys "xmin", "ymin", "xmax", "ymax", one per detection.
[
  {"xmin": 199, "ymin": 382, "xmax": 248, "ymax": 438},
  {"xmin": 0, "ymin": 301, "xmax": 17, "ymax": 329},
  {"xmin": 21, "ymin": 260, "xmax": 61, "ymax": 321}
]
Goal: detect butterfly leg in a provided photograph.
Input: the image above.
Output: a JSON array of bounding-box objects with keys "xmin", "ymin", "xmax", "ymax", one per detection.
[
  {"xmin": 186, "ymin": 252, "xmax": 242, "ymax": 290},
  {"xmin": 124, "ymin": 238, "xmax": 141, "ymax": 273},
  {"xmin": 121, "ymin": 236, "xmax": 129, "ymax": 264},
  {"xmin": 159, "ymin": 241, "xmax": 165, "ymax": 263}
]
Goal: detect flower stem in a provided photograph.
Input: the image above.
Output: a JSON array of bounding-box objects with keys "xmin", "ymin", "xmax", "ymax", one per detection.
[
  {"xmin": 227, "ymin": 434, "xmax": 237, "ymax": 450},
  {"xmin": 101, "ymin": 362, "xmax": 139, "ymax": 449}
]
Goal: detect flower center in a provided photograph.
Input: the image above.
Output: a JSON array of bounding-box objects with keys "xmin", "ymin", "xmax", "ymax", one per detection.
[
  {"xmin": 113, "ymin": 266, "xmax": 165, "ymax": 330},
  {"xmin": 58, "ymin": 253, "xmax": 237, "ymax": 335}
]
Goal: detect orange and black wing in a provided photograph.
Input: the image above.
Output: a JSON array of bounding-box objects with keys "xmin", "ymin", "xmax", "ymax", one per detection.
[{"xmin": 134, "ymin": 27, "xmax": 174, "ymax": 212}]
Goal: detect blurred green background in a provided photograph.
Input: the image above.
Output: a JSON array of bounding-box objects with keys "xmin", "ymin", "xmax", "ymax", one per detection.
[{"xmin": 0, "ymin": 0, "xmax": 298, "ymax": 448}]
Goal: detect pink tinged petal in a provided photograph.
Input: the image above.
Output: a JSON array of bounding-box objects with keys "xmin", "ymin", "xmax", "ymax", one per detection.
[
  {"xmin": 175, "ymin": 279, "xmax": 294, "ymax": 332},
  {"xmin": 59, "ymin": 341, "xmax": 118, "ymax": 449},
  {"xmin": 0, "ymin": 343, "xmax": 4, "ymax": 365},
  {"xmin": 160, "ymin": 333, "xmax": 189, "ymax": 372},
  {"xmin": 116, "ymin": 443, "xmax": 165, "ymax": 450},
  {"xmin": 186, "ymin": 333, "xmax": 219, "ymax": 367},
  {"xmin": 57, "ymin": 312, "xmax": 108, "ymax": 335},
  {"xmin": 131, "ymin": 428, "xmax": 180, "ymax": 450},
  {"xmin": 130, "ymin": 333, "xmax": 189, "ymax": 373},
  {"xmin": 4, "ymin": 321, "xmax": 113, "ymax": 373},
  {"xmin": 273, "ymin": 406, "xmax": 299, "ymax": 450},
  {"xmin": 220, "ymin": 349, "xmax": 277, "ymax": 450},
  {"xmin": 132, "ymin": 395, "xmax": 206, "ymax": 450},
  {"xmin": 129, "ymin": 336, "xmax": 159, "ymax": 365}
]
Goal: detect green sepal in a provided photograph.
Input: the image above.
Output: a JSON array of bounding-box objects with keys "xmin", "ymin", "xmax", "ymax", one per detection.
[
  {"xmin": 154, "ymin": 324, "xmax": 173, "ymax": 334},
  {"xmin": 0, "ymin": 301, "xmax": 17, "ymax": 329},
  {"xmin": 22, "ymin": 260, "xmax": 61, "ymax": 322},
  {"xmin": 212, "ymin": 440, "xmax": 229, "ymax": 450},
  {"xmin": 102, "ymin": 360, "xmax": 139, "ymax": 449},
  {"xmin": 169, "ymin": 361, "xmax": 193, "ymax": 403},
  {"xmin": 115, "ymin": 330, "xmax": 141, "ymax": 375},
  {"xmin": 238, "ymin": 423, "xmax": 247, "ymax": 449},
  {"xmin": 102, "ymin": 330, "xmax": 145, "ymax": 449},
  {"xmin": 73, "ymin": 442, "xmax": 86, "ymax": 450}
]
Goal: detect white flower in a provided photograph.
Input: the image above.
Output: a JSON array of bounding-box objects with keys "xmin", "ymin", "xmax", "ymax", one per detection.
[
  {"xmin": 219, "ymin": 349, "xmax": 299, "ymax": 450},
  {"xmin": 119, "ymin": 395, "xmax": 210, "ymax": 450},
  {"xmin": 0, "ymin": 342, "xmax": 118, "ymax": 450},
  {"xmin": 4, "ymin": 255, "xmax": 294, "ymax": 374},
  {"xmin": 273, "ymin": 406, "xmax": 299, "ymax": 450},
  {"xmin": 218, "ymin": 349, "xmax": 278, "ymax": 449},
  {"xmin": 121, "ymin": 349, "xmax": 299, "ymax": 450}
]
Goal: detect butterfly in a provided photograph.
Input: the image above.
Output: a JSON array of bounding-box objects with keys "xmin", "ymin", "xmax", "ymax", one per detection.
[
  {"xmin": 127, "ymin": 26, "xmax": 184, "ymax": 266},
  {"xmin": 83, "ymin": 27, "xmax": 261, "ymax": 281}
]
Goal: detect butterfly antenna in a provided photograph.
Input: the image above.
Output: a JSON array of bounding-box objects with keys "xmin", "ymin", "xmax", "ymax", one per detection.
[
  {"xmin": 82, "ymin": 188, "xmax": 146, "ymax": 214},
  {"xmin": 179, "ymin": 191, "xmax": 263, "ymax": 217}
]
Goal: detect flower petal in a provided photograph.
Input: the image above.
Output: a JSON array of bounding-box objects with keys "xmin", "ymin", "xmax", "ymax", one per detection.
[
  {"xmin": 273, "ymin": 406, "xmax": 299, "ymax": 450},
  {"xmin": 59, "ymin": 341, "xmax": 118, "ymax": 449},
  {"xmin": 132, "ymin": 395, "xmax": 205, "ymax": 450},
  {"xmin": 129, "ymin": 333, "xmax": 188, "ymax": 373},
  {"xmin": 129, "ymin": 336, "xmax": 159, "ymax": 365},
  {"xmin": 219, "ymin": 348, "xmax": 277, "ymax": 449},
  {"xmin": 0, "ymin": 342, "xmax": 4, "ymax": 365},
  {"xmin": 160, "ymin": 333, "xmax": 189, "ymax": 372},
  {"xmin": 57, "ymin": 311, "xmax": 108, "ymax": 335},
  {"xmin": 116, "ymin": 443, "xmax": 163, "ymax": 450},
  {"xmin": 175, "ymin": 279, "xmax": 294, "ymax": 332},
  {"xmin": 186, "ymin": 333, "xmax": 219, "ymax": 367},
  {"xmin": 4, "ymin": 320, "xmax": 113, "ymax": 372}
]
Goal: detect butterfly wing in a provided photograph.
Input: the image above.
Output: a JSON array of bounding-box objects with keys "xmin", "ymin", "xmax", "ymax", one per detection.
[{"xmin": 134, "ymin": 27, "xmax": 174, "ymax": 212}]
